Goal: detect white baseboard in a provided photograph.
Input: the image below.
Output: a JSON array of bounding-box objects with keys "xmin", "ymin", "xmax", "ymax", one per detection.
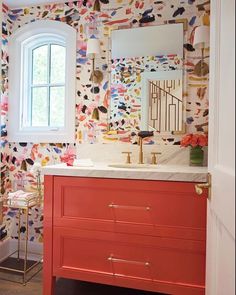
[{"xmin": 0, "ymin": 238, "xmax": 43, "ymax": 262}]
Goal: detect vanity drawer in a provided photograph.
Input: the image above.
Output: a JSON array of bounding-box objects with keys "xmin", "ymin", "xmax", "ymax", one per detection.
[
  {"xmin": 53, "ymin": 177, "xmax": 207, "ymax": 240},
  {"xmin": 53, "ymin": 227, "xmax": 205, "ymax": 295}
]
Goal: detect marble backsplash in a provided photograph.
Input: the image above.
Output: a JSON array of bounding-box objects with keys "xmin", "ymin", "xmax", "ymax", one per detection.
[{"xmin": 77, "ymin": 143, "xmax": 208, "ymax": 166}]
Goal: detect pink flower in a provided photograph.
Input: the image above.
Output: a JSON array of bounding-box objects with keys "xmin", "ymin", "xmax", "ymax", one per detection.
[
  {"xmin": 191, "ymin": 134, "xmax": 199, "ymax": 147},
  {"xmin": 181, "ymin": 133, "xmax": 208, "ymax": 148},
  {"xmin": 181, "ymin": 134, "xmax": 193, "ymax": 147},
  {"xmin": 198, "ymin": 134, "xmax": 208, "ymax": 147}
]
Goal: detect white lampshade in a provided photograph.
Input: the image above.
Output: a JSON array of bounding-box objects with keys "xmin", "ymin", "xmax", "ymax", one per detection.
[
  {"xmin": 87, "ymin": 38, "xmax": 101, "ymax": 59},
  {"xmin": 193, "ymin": 26, "xmax": 210, "ymax": 49}
]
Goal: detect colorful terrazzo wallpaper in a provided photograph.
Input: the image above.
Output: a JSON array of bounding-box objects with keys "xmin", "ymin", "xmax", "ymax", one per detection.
[{"xmin": 1, "ymin": 0, "xmax": 210, "ymax": 243}]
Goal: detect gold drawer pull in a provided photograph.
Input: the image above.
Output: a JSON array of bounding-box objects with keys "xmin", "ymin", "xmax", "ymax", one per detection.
[
  {"xmin": 108, "ymin": 255, "xmax": 150, "ymax": 267},
  {"xmin": 108, "ymin": 203, "xmax": 151, "ymax": 211}
]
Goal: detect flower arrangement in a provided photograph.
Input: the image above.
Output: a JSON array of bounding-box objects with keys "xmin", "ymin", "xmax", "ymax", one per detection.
[
  {"xmin": 181, "ymin": 133, "xmax": 208, "ymax": 148},
  {"xmin": 181, "ymin": 133, "xmax": 208, "ymax": 166}
]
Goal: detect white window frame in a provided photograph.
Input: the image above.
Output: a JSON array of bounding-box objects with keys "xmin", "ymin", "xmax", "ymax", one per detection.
[{"xmin": 8, "ymin": 20, "xmax": 77, "ymax": 143}]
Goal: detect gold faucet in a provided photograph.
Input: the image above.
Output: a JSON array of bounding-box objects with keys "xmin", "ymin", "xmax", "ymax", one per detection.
[
  {"xmin": 138, "ymin": 136, "xmax": 144, "ymax": 164},
  {"xmin": 122, "ymin": 152, "xmax": 132, "ymax": 164},
  {"xmin": 137, "ymin": 131, "xmax": 154, "ymax": 164}
]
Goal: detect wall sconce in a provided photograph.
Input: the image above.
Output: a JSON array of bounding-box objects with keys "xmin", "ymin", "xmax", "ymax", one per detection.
[
  {"xmin": 87, "ymin": 37, "xmax": 104, "ymax": 84},
  {"xmin": 193, "ymin": 25, "xmax": 210, "ymax": 77}
]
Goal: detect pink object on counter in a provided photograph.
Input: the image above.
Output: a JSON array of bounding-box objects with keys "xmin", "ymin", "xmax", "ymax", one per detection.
[{"xmin": 60, "ymin": 147, "xmax": 76, "ymax": 166}]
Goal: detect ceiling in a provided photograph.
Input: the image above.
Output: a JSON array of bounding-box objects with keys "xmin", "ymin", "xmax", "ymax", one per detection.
[{"xmin": 4, "ymin": 0, "xmax": 69, "ymax": 8}]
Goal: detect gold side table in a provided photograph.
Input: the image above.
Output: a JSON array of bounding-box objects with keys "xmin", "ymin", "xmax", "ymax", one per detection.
[{"xmin": 0, "ymin": 194, "xmax": 43, "ymax": 285}]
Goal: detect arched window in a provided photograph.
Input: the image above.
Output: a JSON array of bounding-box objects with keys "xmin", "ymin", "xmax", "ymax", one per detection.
[{"xmin": 9, "ymin": 20, "xmax": 77, "ymax": 143}]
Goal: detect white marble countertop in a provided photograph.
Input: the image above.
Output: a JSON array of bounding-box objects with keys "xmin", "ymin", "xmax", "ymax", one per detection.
[{"xmin": 42, "ymin": 163, "xmax": 208, "ymax": 183}]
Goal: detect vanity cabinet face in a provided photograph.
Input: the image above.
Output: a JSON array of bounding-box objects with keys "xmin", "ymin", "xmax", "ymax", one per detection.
[
  {"xmin": 44, "ymin": 176, "xmax": 207, "ymax": 295},
  {"xmin": 53, "ymin": 177, "xmax": 207, "ymax": 240},
  {"xmin": 53, "ymin": 228, "xmax": 206, "ymax": 294}
]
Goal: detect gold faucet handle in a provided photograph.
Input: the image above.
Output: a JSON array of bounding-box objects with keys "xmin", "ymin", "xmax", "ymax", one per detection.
[
  {"xmin": 151, "ymin": 152, "xmax": 162, "ymax": 165},
  {"xmin": 122, "ymin": 152, "xmax": 132, "ymax": 164}
]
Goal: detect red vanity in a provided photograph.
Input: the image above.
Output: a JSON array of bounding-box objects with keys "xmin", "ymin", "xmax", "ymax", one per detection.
[{"xmin": 43, "ymin": 166, "xmax": 207, "ymax": 295}]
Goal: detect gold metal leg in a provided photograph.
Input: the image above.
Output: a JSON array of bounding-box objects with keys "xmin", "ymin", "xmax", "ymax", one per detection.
[
  {"xmin": 17, "ymin": 209, "xmax": 21, "ymax": 261},
  {"xmin": 23, "ymin": 208, "xmax": 29, "ymax": 285}
]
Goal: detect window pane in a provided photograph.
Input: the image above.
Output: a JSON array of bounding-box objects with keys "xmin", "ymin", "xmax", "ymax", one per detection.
[
  {"xmin": 32, "ymin": 87, "xmax": 48, "ymax": 126},
  {"xmin": 50, "ymin": 45, "xmax": 66, "ymax": 84},
  {"xmin": 50, "ymin": 87, "xmax": 65, "ymax": 127},
  {"xmin": 32, "ymin": 45, "xmax": 48, "ymax": 85}
]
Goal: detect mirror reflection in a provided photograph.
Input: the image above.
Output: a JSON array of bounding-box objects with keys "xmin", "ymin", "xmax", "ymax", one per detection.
[
  {"xmin": 141, "ymin": 70, "xmax": 183, "ymax": 132},
  {"xmin": 110, "ymin": 24, "xmax": 184, "ymax": 134}
]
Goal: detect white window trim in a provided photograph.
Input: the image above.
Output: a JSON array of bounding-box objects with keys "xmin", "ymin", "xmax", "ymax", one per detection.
[{"xmin": 8, "ymin": 20, "xmax": 77, "ymax": 143}]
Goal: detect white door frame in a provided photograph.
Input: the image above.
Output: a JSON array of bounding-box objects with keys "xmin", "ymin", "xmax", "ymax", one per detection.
[{"xmin": 206, "ymin": 1, "xmax": 235, "ymax": 294}]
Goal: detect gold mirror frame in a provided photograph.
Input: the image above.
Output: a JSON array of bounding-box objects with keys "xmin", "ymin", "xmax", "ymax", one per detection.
[{"xmin": 106, "ymin": 19, "xmax": 189, "ymax": 137}]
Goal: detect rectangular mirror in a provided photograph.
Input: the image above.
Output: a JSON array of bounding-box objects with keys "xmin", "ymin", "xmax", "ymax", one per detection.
[{"xmin": 110, "ymin": 24, "xmax": 184, "ymax": 134}]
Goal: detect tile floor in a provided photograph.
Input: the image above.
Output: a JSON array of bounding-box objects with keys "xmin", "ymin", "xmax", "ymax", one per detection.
[
  {"xmin": 0, "ymin": 272, "xmax": 165, "ymax": 295},
  {"xmin": 0, "ymin": 257, "xmax": 165, "ymax": 295}
]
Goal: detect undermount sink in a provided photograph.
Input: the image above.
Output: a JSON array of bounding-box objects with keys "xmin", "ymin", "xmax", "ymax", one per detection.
[{"xmin": 108, "ymin": 163, "xmax": 159, "ymax": 169}]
